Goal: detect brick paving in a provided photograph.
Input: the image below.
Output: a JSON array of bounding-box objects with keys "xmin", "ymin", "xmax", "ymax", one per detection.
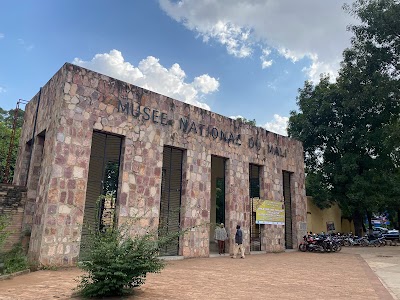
[
  {"xmin": 348, "ymin": 246, "xmax": 400, "ymax": 299},
  {"xmin": 0, "ymin": 249, "xmax": 394, "ymax": 300}
]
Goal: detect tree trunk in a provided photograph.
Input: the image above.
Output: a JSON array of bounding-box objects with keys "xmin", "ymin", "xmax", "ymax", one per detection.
[
  {"xmin": 397, "ymin": 208, "xmax": 400, "ymax": 230},
  {"xmin": 353, "ymin": 210, "xmax": 364, "ymax": 237},
  {"xmin": 366, "ymin": 211, "xmax": 372, "ymax": 229},
  {"xmin": 388, "ymin": 212, "xmax": 395, "ymax": 229},
  {"xmin": 366, "ymin": 210, "xmax": 374, "ymax": 237}
]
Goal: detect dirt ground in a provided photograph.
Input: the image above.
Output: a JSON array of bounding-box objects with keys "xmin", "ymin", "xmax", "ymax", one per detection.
[{"xmin": 0, "ymin": 248, "xmax": 395, "ymax": 300}]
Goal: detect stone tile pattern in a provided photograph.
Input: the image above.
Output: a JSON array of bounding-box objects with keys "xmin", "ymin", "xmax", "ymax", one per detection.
[
  {"xmin": 14, "ymin": 63, "xmax": 306, "ymax": 266},
  {"xmin": 0, "ymin": 184, "xmax": 27, "ymax": 252},
  {"xmin": 13, "ymin": 69, "xmax": 77, "ymax": 265}
]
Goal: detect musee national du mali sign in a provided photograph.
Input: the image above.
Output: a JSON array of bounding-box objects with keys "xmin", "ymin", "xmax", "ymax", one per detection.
[{"xmin": 253, "ymin": 199, "xmax": 285, "ymax": 225}]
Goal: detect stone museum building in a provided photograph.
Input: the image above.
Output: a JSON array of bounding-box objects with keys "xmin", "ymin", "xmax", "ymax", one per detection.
[{"xmin": 13, "ymin": 63, "xmax": 307, "ymax": 266}]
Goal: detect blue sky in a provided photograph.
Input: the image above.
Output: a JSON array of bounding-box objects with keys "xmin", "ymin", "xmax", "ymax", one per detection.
[{"xmin": 0, "ymin": 0, "xmax": 354, "ymax": 135}]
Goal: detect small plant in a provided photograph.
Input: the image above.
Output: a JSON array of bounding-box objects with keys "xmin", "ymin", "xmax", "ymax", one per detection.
[
  {"xmin": 3, "ymin": 243, "xmax": 29, "ymax": 274},
  {"xmin": 1, "ymin": 216, "xmax": 29, "ymax": 275},
  {"xmin": 0, "ymin": 215, "xmax": 10, "ymax": 275},
  {"xmin": 77, "ymin": 194, "xmax": 184, "ymax": 298},
  {"xmin": 21, "ymin": 225, "xmax": 31, "ymax": 237},
  {"xmin": 77, "ymin": 224, "xmax": 173, "ymax": 297},
  {"xmin": 0, "ymin": 215, "xmax": 10, "ymax": 251}
]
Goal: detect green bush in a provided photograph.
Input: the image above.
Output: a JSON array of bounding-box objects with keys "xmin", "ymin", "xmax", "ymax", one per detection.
[
  {"xmin": 77, "ymin": 193, "xmax": 196, "ymax": 298},
  {"xmin": 77, "ymin": 225, "xmax": 175, "ymax": 297},
  {"xmin": 3, "ymin": 243, "xmax": 29, "ymax": 274},
  {"xmin": 0, "ymin": 217, "xmax": 29, "ymax": 275},
  {"xmin": 0, "ymin": 215, "xmax": 10, "ymax": 251}
]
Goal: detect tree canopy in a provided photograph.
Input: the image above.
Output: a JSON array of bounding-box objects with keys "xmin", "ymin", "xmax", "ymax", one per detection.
[
  {"xmin": 0, "ymin": 107, "xmax": 25, "ymax": 183},
  {"xmin": 235, "ymin": 117, "xmax": 257, "ymax": 126},
  {"xmin": 288, "ymin": 0, "xmax": 400, "ymax": 233}
]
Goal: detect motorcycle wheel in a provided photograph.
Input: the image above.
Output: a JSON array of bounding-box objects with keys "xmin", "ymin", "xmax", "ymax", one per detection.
[
  {"xmin": 299, "ymin": 243, "xmax": 307, "ymax": 252},
  {"xmin": 343, "ymin": 240, "xmax": 350, "ymax": 247}
]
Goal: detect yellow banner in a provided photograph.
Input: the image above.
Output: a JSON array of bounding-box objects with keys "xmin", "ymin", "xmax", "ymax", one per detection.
[{"xmin": 254, "ymin": 199, "xmax": 285, "ymax": 225}]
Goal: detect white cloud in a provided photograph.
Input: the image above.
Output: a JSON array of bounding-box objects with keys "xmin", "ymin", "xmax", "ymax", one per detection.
[
  {"xmin": 260, "ymin": 48, "xmax": 273, "ymax": 69},
  {"xmin": 266, "ymin": 81, "xmax": 277, "ymax": 90},
  {"xmin": 201, "ymin": 21, "xmax": 253, "ymax": 58},
  {"xmin": 302, "ymin": 55, "xmax": 341, "ymax": 82},
  {"xmin": 278, "ymin": 48, "xmax": 301, "ymax": 63},
  {"xmin": 262, "ymin": 114, "xmax": 289, "ymax": 136},
  {"xmin": 18, "ymin": 38, "xmax": 34, "ymax": 51},
  {"xmin": 229, "ymin": 115, "xmax": 245, "ymax": 120},
  {"xmin": 193, "ymin": 74, "xmax": 219, "ymax": 93},
  {"xmin": 73, "ymin": 50, "xmax": 219, "ymax": 110},
  {"xmin": 0, "ymin": 86, "xmax": 6, "ymax": 93},
  {"xmin": 230, "ymin": 114, "xmax": 288, "ymax": 136},
  {"xmin": 159, "ymin": 0, "xmax": 354, "ymax": 82},
  {"xmin": 262, "ymin": 60, "xmax": 273, "ymax": 69},
  {"xmin": 0, "ymin": 33, "xmax": 4, "ymax": 39}
]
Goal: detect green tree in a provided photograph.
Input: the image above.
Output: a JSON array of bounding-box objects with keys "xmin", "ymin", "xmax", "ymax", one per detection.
[
  {"xmin": 341, "ymin": 0, "xmax": 400, "ymax": 229},
  {"xmin": 344, "ymin": 0, "xmax": 400, "ymax": 79},
  {"xmin": 288, "ymin": 0, "xmax": 400, "ymax": 235},
  {"xmin": 0, "ymin": 108, "xmax": 24, "ymax": 129},
  {"xmin": 235, "ymin": 117, "xmax": 256, "ymax": 126},
  {"xmin": 0, "ymin": 107, "xmax": 24, "ymax": 183}
]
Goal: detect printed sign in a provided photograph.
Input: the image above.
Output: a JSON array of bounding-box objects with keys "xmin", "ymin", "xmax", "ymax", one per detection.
[{"xmin": 253, "ymin": 199, "xmax": 285, "ymax": 225}]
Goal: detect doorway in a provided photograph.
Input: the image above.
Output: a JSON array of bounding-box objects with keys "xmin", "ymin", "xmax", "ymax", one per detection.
[
  {"xmin": 158, "ymin": 146, "xmax": 184, "ymax": 256},
  {"xmin": 283, "ymin": 171, "xmax": 293, "ymax": 249},
  {"xmin": 210, "ymin": 156, "xmax": 226, "ymax": 254},
  {"xmin": 249, "ymin": 164, "xmax": 262, "ymax": 251},
  {"xmin": 80, "ymin": 132, "xmax": 122, "ymax": 259}
]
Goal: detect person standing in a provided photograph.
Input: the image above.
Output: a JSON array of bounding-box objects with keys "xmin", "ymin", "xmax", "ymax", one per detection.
[
  {"xmin": 214, "ymin": 223, "xmax": 228, "ymax": 255},
  {"xmin": 232, "ymin": 224, "xmax": 245, "ymax": 259}
]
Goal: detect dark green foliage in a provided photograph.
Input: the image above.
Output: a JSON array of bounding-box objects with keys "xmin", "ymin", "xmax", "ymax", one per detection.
[
  {"xmin": 0, "ymin": 215, "xmax": 10, "ymax": 251},
  {"xmin": 235, "ymin": 117, "xmax": 256, "ymax": 126},
  {"xmin": 77, "ymin": 225, "xmax": 168, "ymax": 297},
  {"xmin": 2, "ymin": 243, "xmax": 28, "ymax": 274},
  {"xmin": 0, "ymin": 107, "xmax": 24, "ymax": 183},
  {"xmin": 305, "ymin": 172, "xmax": 333, "ymax": 209},
  {"xmin": 0, "ymin": 108, "xmax": 24, "ymax": 129},
  {"xmin": 77, "ymin": 195, "xmax": 187, "ymax": 298},
  {"xmin": 344, "ymin": 0, "xmax": 400, "ymax": 78},
  {"xmin": 215, "ymin": 178, "xmax": 225, "ymax": 224},
  {"xmin": 103, "ymin": 162, "xmax": 119, "ymax": 195},
  {"xmin": 288, "ymin": 0, "xmax": 400, "ymax": 233},
  {"xmin": 0, "ymin": 217, "xmax": 29, "ymax": 275}
]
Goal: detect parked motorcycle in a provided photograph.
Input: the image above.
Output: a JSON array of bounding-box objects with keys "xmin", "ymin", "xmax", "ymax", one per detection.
[
  {"xmin": 299, "ymin": 235, "xmax": 327, "ymax": 252},
  {"xmin": 299, "ymin": 233, "xmax": 342, "ymax": 252}
]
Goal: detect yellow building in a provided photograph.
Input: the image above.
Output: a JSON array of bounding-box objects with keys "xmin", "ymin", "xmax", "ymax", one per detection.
[{"xmin": 306, "ymin": 197, "xmax": 354, "ymax": 234}]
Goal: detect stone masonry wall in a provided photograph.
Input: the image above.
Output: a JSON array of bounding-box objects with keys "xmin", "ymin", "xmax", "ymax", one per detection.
[
  {"xmin": 13, "ymin": 68, "xmax": 71, "ymax": 264},
  {"xmin": 0, "ymin": 184, "xmax": 27, "ymax": 252},
  {"xmin": 15, "ymin": 63, "xmax": 307, "ymax": 266}
]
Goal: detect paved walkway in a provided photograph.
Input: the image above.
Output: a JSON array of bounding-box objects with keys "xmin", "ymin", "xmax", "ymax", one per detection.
[
  {"xmin": 0, "ymin": 247, "xmax": 397, "ymax": 300},
  {"xmin": 345, "ymin": 246, "xmax": 400, "ymax": 299}
]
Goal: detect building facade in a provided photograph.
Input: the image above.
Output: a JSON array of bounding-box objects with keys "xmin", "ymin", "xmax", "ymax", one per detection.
[{"xmin": 14, "ymin": 63, "xmax": 307, "ymax": 266}]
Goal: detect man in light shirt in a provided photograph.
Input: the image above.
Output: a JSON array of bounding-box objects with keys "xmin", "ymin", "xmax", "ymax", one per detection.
[{"xmin": 214, "ymin": 223, "xmax": 228, "ymax": 255}]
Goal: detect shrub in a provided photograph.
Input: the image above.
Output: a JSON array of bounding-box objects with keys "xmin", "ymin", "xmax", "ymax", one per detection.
[
  {"xmin": 77, "ymin": 193, "xmax": 185, "ymax": 298},
  {"xmin": 0, "ymin": 216, "xmax": 29, "ymax": 275},
  {"xmin": 77, "ymin": 224, "xmax": 175, "ymax": 297},
  {"xmin": 3, "ymin": 243, "xmax": 29, "ymax": 274},
  {"xmin": 0, "ymin": 215, "xmax": 10, "ymax": 251}
]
